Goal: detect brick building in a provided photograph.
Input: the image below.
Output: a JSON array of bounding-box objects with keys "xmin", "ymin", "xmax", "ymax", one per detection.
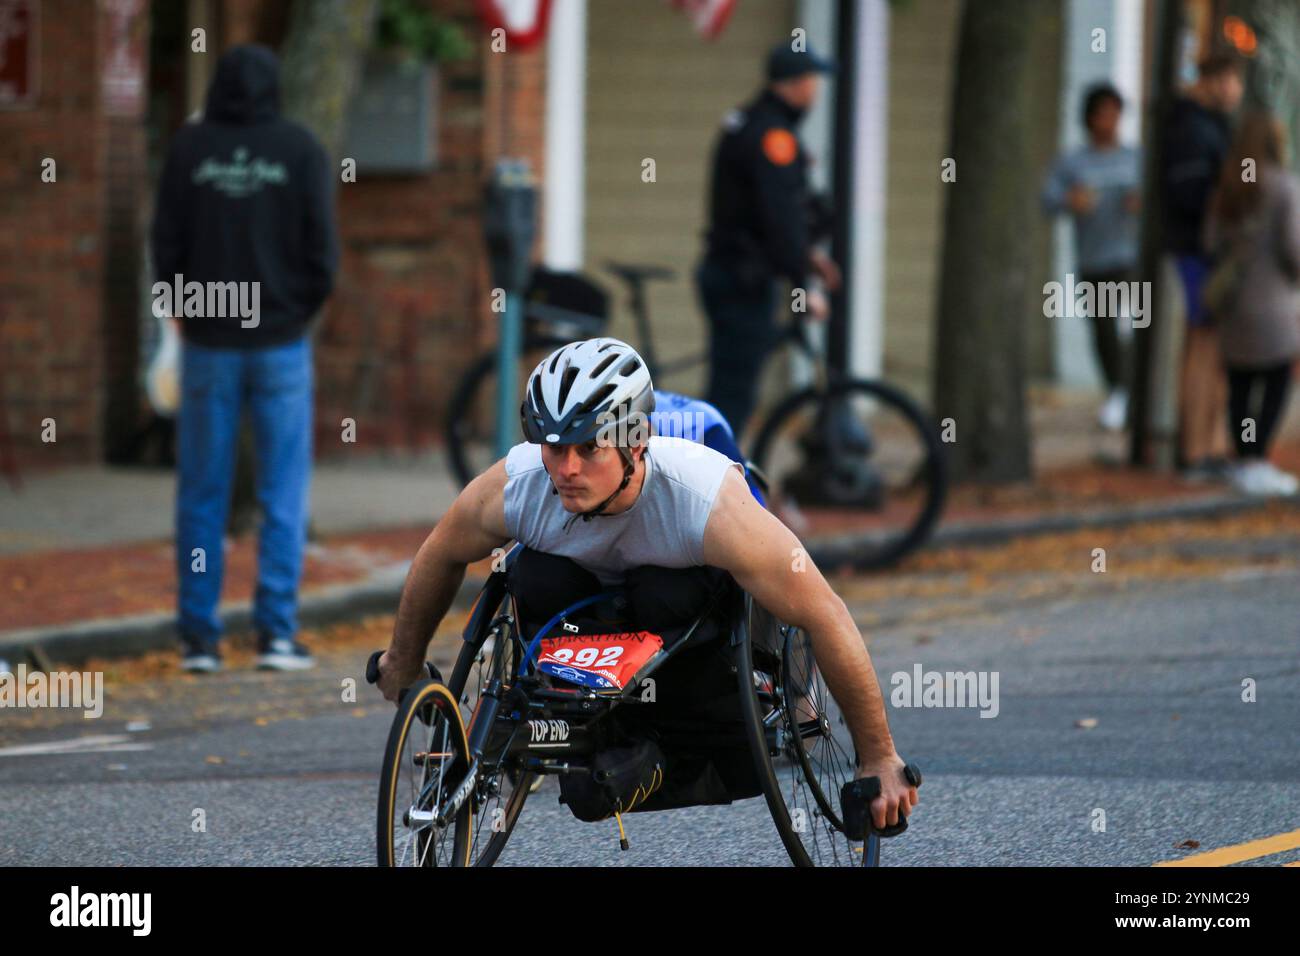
[
  {"xmin": 0, "ymin": 0, "xmax": 544, "ymax": 473},
  {"xmin": 4, "ymin": 0, "xmax": 1246, "ymax": 481}
]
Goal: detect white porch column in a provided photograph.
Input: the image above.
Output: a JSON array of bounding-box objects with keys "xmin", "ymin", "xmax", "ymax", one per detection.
[
  {"xmin": 543, "ymin": 0, "xmax": 588, "ymax": 270},
  {"xmin": 797, "ymin": 0, "xmax": 889, "ymax": 382},
  {"xmin": 847, "ymin": 0, "xmax": 891, "ymax": 380}
]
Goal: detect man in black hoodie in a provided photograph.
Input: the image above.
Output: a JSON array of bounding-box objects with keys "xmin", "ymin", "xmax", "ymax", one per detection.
[{"xmin": 152, "ymin": 44, "xmax": 339, "ymax": 673}]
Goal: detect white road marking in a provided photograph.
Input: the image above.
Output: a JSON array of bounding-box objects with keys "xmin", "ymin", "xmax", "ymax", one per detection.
[{"xmin": 0, "ymin": 734, "xmax": 154, "ymax": 758}]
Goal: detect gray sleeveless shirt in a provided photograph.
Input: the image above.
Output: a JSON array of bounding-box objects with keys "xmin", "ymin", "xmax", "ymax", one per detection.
[{"xmin": 502, "ymin": 436, "xmax": 742, "ymax": 586}]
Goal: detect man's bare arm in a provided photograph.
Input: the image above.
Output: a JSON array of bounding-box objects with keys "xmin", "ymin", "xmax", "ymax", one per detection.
[
  {"xmin": 379, "ymin": 458, "xmax": 511, "ymax": 699},
  {"xmin": 701, "ymin": 468, "xmax": 916, "ymax": 825}
]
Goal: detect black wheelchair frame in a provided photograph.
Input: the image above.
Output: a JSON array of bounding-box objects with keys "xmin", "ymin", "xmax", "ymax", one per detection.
[{"xmin": 371, "ymin": 544, "xmax": 915, "ymax": 867}]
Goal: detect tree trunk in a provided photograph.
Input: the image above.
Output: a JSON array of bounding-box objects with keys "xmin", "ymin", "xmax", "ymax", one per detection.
[
  {"xmin": 279, "ymin": 0, "xmax": 380, "ymax": 161},
  {"xmin": 932, "ymin": 0, "xmax": 1057, "ymax": 484}
]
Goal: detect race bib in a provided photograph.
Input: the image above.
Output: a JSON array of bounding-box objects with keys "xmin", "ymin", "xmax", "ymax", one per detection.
[{"xmin": 538, "ymin": 631, "xmax": 664, "ymax": 691}]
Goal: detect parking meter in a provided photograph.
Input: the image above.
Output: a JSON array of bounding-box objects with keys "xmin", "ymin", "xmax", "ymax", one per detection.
[{"xmin": 483, "ymin": 159, "xmax": 537, "ymax": 458}]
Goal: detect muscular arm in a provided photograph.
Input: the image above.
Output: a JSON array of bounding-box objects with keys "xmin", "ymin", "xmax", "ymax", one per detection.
[
  {"xmin": 701, "ymin": 468, "xmax": 916, "ymax": 825},
  {"xmin": 379, "ymin": 458, "xmax": 512, "ymax": 699}
]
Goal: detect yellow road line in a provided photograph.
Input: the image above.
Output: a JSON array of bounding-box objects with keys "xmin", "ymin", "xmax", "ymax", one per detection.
[{"xmin": 1155, "ymin": 828, "xmax": 1300, "ymax": 867}]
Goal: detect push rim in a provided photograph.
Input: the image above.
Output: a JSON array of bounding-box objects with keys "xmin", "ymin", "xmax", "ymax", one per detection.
[{"xmin": 449, "ymin": 611, "xmax": 535, "ymax": 867}]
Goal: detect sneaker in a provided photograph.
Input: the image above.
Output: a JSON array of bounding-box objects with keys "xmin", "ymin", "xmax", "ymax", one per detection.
[
  {"xmin": 180, "ymin": 635, "xmax": 223, "ymax": 674},
  {"xmin": 1098, "ymin": 389, "xmax": 1128, "ymax": 431},
  {"xmin": 1231, "ymin": 461, "xmax": 1288, "ymax": 497},
  {"xmin": 1182, "ymin": 456, "xmax": 1232, "ymax": 484},
  {"xmin": 1259, "ymin": 462, "xmax": 1300, "ymax": 496},
  {"xmin": 256, "ymin": 635, "xmax": 316, "ymax": 671}
]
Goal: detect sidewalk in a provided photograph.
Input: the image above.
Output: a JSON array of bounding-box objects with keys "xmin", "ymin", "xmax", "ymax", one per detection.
[{"xmin": 3, "ymin": 385, "xmax": 1298, "ymax": 665}]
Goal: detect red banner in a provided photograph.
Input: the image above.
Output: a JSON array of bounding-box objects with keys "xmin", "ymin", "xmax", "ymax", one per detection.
[
  {"xmin": 667, "ymin": 0, "xmax": 738, "ymax": 40},
  {"xmin": 476, "ymin": 0, "xmax": 553, "ymax": 51}
]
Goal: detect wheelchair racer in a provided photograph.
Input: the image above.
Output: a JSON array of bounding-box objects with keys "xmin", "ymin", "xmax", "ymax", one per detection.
[{"xmin": 375, "ymin": 338, "xmax": 917, "ymax": 833}]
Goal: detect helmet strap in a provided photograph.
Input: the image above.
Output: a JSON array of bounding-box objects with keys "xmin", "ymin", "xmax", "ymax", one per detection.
[{"xmin": 562, "ymin": 447, "xmax": 638, "ymax": 533}]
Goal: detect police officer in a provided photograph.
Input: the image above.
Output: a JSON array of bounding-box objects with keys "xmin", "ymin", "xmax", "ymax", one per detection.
[{"xmin": 697, "ymin": 41, "xmax": 840, "ymax": 439}]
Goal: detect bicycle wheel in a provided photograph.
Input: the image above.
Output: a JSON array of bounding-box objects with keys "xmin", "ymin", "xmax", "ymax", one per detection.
[
  {"xmin": 445, "ymin": 335, "xmax": 570, "ymax": 488},
  {"xmin": 750, "ymin": 379, "xmax": 947, "ymax": 569},
  {"xmin": 781, "ymin": 624, "xmax": 862, "ymax": 855},
  {"xmin": 734, "ymin": 593, "xmax": 863, "ymax": 866},
  {"xmin": 445, "ymin": 585, "xmax": 535, "ymax": 867},
  {"xmin": 377, "ymin": 680, "xmax": 473, "ymax": 867}
]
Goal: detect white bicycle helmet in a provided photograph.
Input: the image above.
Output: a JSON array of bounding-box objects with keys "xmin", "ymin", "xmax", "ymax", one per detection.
[
  {"xmin": 521, "ymin": 338, "xmax": 655, "ymax": 446},
  {"xmin": 520, "ymin": 338, "xmax": 656, "ymax": 529}
]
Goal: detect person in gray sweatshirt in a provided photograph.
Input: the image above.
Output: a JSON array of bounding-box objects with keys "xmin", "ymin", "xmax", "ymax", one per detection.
[
  {"xmin": 1042, "ymin": 83, "xmax": 1142, "ymax": 432},
  {"xmin": 1203, "ymin": 112, "xmax": 1300, "ymax": 497}
]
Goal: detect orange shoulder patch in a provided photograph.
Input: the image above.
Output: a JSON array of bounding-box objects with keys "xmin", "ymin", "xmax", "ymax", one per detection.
[{"xmin": 761, "ymin": 128, "xmax": 798, "ymax": 166}]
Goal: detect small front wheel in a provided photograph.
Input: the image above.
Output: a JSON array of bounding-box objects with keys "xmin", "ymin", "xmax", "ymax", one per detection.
[{"xmin": 377, "ymin": 681, "xmax": 474, "ymax": 867}]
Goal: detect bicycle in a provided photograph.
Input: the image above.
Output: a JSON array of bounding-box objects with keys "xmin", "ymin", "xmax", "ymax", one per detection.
[
  {"xmin": 367, "ymin": 543, "xmax": 921, "ymax": 867},
  {"xmin": 445, "ymin": 261, "xmax": 947, "ymax": 568}
]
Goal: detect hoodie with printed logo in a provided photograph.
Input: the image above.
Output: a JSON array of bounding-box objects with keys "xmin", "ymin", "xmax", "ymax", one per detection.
[{"xmin": 151, "ymin": 44, "xmax": 339, "ymax": 348}]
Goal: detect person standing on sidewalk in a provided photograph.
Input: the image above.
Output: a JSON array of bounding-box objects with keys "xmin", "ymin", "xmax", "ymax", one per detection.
[
  {"xmin": 1203, "ymin": 113, "xmax": 1300, "ymax": 497},
  {"xmin": 697, "ymin": 41, "xmax": 840, "ymax": 440},
  {"xmin": 1042, "ymin": 82, "xmax": 1142, "ymax": 432},
  {"xmin": 152, "ymin": 45, "xmax": 339, "ymax": 672},
  {"xmin": 1164, "ymin": 53, "xmax": 1245, "ymax": 481}
]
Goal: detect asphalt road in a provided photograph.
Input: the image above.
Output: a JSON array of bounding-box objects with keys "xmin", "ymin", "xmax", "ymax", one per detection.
[{"xmin": 2, "ymin": 512, "xmax": 1298, "ymax": 867}]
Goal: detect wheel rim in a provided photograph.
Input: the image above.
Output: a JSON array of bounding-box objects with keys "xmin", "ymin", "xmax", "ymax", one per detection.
[{"xmin": 382, "ymin": 683, "xmax": 472, "ymax": 867}]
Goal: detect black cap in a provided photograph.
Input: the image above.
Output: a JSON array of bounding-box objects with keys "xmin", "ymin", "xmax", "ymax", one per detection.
[{"xmin": 766, "ymin": 41, "xmax": 836, "ymax": 81}]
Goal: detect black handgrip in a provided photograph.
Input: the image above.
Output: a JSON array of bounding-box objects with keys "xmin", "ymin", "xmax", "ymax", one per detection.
[
  {"xmin": 366, "ymin": 651, "xmax": 442, "ymax": 698},
  {"xmin": 840, "ymin": 762, "xmax": 922, "ymax": 840}
]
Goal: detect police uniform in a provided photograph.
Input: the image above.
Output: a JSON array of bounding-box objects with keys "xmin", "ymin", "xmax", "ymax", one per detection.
[{"xmin": 697, "ymin": 44, "xmax": 833, "ymax": 437}]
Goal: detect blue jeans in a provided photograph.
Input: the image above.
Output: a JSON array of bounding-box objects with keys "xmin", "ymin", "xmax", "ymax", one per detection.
[{"xmin": 176, "ymin": 337, "xmax": 313, "ymax": 645}]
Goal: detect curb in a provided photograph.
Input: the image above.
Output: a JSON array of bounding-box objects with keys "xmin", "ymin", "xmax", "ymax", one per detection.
[
  {"xmin": 1, "ymin": 492, "xmax": 1282, "ymax": 668},
  {"xmin": 0, "ymin": 562, "xmax": 486, "ymax": 669},
  {"xmin": 807, "ymin": 493, "xmax": 1274, "ymax": 569}
]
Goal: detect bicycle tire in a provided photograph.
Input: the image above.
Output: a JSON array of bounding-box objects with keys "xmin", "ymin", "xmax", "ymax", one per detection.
[
  {"xmin": 749, "ymin": 378, "xmax": 948, "ymax": 568},
  {"xmin": 377, "ymin": 680, "xmax": 472, "ymax": 867},
  {"xmin": 445, "ymin": 335, "xmax": 572, "ymax": 488}
]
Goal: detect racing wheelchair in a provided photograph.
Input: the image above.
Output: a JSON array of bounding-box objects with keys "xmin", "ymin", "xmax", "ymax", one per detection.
[{"xmin": 367, "ymin": 544, "xmax": 920, "ymax": 867}]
